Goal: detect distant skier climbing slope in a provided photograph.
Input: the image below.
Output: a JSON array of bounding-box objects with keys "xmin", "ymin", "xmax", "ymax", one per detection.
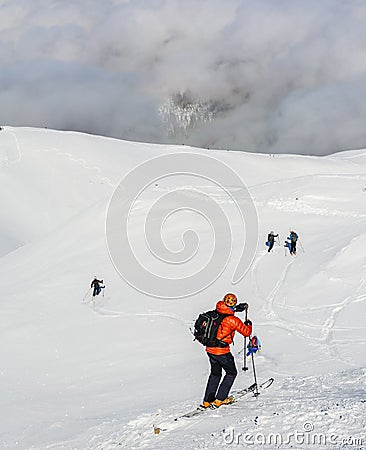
[
  {"xmin": 91, "ymin": 277, "xmax": 105, "ymax": 297},
  {"xmin": 266, "ymin": 231, "xmax": 279, "ymax": 253},
  {"xmin": 284, "ymin": 230, "xmax": 299, "ymax": 255},
  {"xmin": 289, "ymin": 230, "xmax": 298, "ymax": 255}
]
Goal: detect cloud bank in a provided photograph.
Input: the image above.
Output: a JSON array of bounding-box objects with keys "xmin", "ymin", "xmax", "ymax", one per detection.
[{"xmin": 1, "ymin": 0, "xmax": 366, "ymax": 155}]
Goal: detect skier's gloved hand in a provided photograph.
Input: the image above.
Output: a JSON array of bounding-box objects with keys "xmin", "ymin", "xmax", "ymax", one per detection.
[
  {"xmin": 244, "ymin": 319, "xmax": 252, "ymax": 326},
  {"xmin": 235, "ymin": 302, "xmax": 248, "ymax": 312},
  {"xmin": 246, "ymin": 345, "xmax": 258, "ymax": 356}
]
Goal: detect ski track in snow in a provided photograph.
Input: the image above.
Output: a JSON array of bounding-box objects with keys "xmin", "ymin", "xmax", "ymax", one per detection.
[
  {"xmin": 267, "ymin": 198, "xmax": 366, "ymax": 219},
  {"xmin": 2, "ymin": 128, "xmax": 116, "ymax": 185},
  {"xmin": 84, "ymin": 295, "xmax": 190, "ymax": 326},
  {"xmin": 0, "ymin": 128, "xmax": 22, "ymax": 166},
  {"xmin": 251, "ymin": 250, "xmax": 268, "ymax": 301},
  {"xmin": 37, "ymin": 146, "xmax": 116, "ymax": 187},
  {"xmin": 321, "ymin": 276, "xmax": 366, "ymax": 365},
  {"xmin": 262, "ymin": 257, "xmax": 295, "ymax": 319},
  {"xmin": 252, "ymin": 249, "xmax": 318, "ymax": 345},
  {"xmin": 253, "ymin": 173, "xmax": 366, "ymax": 219}
]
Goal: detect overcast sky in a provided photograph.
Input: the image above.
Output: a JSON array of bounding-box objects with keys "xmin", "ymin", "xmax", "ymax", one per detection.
[{"xmin": 1, "ymin": 0, "xmax": 366, "ymax": 155}]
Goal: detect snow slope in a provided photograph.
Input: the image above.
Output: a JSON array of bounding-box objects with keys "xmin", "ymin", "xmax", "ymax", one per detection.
[{"xmin": 0, "ymin": 127, "xmax": 365, "ymax": 449}]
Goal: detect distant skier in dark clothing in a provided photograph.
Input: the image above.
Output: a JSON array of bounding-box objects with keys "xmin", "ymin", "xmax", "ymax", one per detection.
[
  {"xmin": 91, "ymin": 278, "xmax": 104, "ymax": 297},
  {"xmin": 267, "ymin": 231, "xmax": 278, "ymax": 252},
  {"xmin": 289, "ymin": 230, "xmax": 298, "ymax": 255}
]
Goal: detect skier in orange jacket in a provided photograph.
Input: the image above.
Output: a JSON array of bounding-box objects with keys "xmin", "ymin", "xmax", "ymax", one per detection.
[{"xmin": 203, "ymin": 293, "xmax": 252, "ymax": 408}]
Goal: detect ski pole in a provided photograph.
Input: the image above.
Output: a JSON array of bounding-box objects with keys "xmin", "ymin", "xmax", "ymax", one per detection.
[
  {"xmin": 299, "ymin": 239, "xmax": 305, "ymax": 253},
  {"xmin": 251, "ymin": 351, "xmax": 260, "ymax": 397},
  {"xmin": 242, "ymin": 307, "xmax": 249, "ymax": 371},
  {"xmin": 82, "ymin": 287, "xmax": 92, "ymax": 303}
]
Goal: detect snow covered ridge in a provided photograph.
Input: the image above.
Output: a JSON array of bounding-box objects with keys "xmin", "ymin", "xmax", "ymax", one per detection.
[{"xmin": 0, "ymin": 127, "xmax": 365, "ymax": 449}]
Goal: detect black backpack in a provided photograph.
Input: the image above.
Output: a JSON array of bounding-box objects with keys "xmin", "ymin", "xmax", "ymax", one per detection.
[
  {"xmin": 193, "ymin": 310, "xmax": 230, "ymax": 347},
  {"xmin": 291, "ymin": 232, "xmax": 298, "ymax": 242}
]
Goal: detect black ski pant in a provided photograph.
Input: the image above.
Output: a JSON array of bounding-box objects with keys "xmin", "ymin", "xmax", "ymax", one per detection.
[
  {"xmin": 290, "ymin": 242, "xmax": 297, "ymax": 254},
  {"xmin": 92, "ymin": 286, "xmax": 100, "ymax": 297},
  {"xmin": 204, "ymin": 352, "xmax": 237, "ymax": 402},
  {"xmin": 268, "ymin": 240, "xmax": 275, "ymax": 252}
]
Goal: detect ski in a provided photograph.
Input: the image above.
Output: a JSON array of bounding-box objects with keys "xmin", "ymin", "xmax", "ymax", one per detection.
[
  {"xmin": 174, "ymin": 377, "xmax": 274, "ymax": 421},
  {"xmin": 234, "ymin": 377, "xmax": 274, "ymax": 400}
]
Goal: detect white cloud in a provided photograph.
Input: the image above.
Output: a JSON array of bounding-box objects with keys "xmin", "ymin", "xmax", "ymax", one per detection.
[{"xmin": 1, "ymin": 0, "xmax": 366, "ymax": 154}]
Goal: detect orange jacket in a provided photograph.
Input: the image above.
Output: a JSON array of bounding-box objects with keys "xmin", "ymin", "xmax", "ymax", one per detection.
[{"xmin": 206, "ymin": 301, "xmax": 252, "ymax": 355}]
